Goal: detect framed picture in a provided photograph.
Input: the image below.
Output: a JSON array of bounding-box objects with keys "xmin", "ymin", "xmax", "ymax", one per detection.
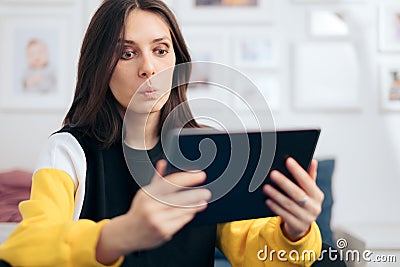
[
  {"xmin": 232, "ymin": 71, "xmax": 280, "ymax": 112},
  {"xmin": 293, "ymin": 42, "xmax": 361, "ymax": 111},
  {"xmin": 175, "ymin": 0, "xmax": 275, "ymax": 23},
  {"xmin": 232, "ymin": 29, "xmax": 279, "ymax": 68},
  {"xmin": 292, "ymin": 0, "xmax": 365, "ymax": 3},
  {"xmin": 0, "ymin": 0, "xmax": 73, "ymax": 3},
  {"xmin": 380, "ymin": 64, "xmax": 400, "ymax": 111},
  {"xmin": 292, "ymin": 0, "xmax": 337, "ymax": 3},
  {"xmin": 379, "ymin": 5, "xmax": 400, "ymax": 52},
  {"xmin": 182, "ymin": 26, "xmax": 232, "ymax": 109},
  {"xmin": 307, "ymin": 9, "xmax": 350, "ymax": 39},
  {"xmin": 0, "ymin": 9, "xmax": 76, "ymax": 110},
  {"xmin": 182, "ymin": 26, "xmax": 229, "ymax": 64}
]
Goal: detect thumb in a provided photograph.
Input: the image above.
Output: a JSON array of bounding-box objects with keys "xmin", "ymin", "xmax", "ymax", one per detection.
[
  {"xmin": 308, "ymin": 159, "xmax": 318, "ymax": 181},
  {"xmin": 145, "ymin": 160, "xmax": 168, "ymax": 196},
  {"xmin": 154, "ymin": 159, "xmax": 167, "ymax": 179}
]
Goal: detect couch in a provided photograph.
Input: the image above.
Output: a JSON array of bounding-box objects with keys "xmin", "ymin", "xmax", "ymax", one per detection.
[{"xmin": 0, "ymin": 159, "xmax": 337, "ymax": 266}]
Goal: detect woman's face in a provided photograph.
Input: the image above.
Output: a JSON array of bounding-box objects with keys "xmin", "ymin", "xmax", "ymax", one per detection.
[{"xmin": 109, "ymin": 9, "xmax": 176, "ymax": 114}]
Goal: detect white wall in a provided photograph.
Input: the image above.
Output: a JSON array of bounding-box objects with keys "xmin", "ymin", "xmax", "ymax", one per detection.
[
  {"xmin": 275, "ymin": 0, "xmax": 400, "ymax": 227},
  {"xmin": 0, "ymin": 0, "xmax": 399, "ymax": 228}
]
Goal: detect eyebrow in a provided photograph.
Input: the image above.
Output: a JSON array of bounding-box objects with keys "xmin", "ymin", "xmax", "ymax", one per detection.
[{"xmin": 121, "ymin": 36, "xmax": 172, "ymax": 45}]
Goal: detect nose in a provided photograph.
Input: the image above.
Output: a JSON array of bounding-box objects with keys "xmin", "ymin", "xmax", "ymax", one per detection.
[{"xmin": 138, "ymin": 54, "xmax": 155, "ymax": 79}]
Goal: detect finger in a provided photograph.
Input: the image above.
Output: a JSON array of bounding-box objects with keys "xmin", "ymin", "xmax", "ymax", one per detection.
[
  {"xmin": 150, "ymin": 161, "xmax": 207, "ymax": 195},
  {"xmin": 151, "ymin": 171, "xmax": 206, "ymax": 198},
  {"xmin": 163, "ymin": 171, "xmax": 207, "ymax": 188},
  {"xmin": 162, "ymin": 188, "xmax": 211, "ymax": 208},
  {"xmin": 155, "ymin": 159, "xmax": 167, "ymax": 177},
  {"xmin": 265, "ymin": 199, "xmax": 311, "ymax": 237},
  {"xmin": 264, "ymin": 184, "xmax": 314, "ymax": 221},
  {"xmin": 161, "ymin": 209, "xmax": 204, "ymax": 236},
  {"xmin": 264, "ymin": 183, "xmax": 322, "ymax": 218},
  {"xmin": 286, "ymin": 157, "xmax": 322, "ymax": 198},
  {"xmin": 268, "ymin": 170, "xmax": 306, "ymax": 206},
  {"xmin": 148, "ymin": 211, "xmax": 198, "ymax": 242},
  {"xmin": 309, "ymin": 159, "xmax": 318, "ymax": 181},
  {"xmin": 161, "ymin": 202, "xmax": 208, "ymax": 221}
]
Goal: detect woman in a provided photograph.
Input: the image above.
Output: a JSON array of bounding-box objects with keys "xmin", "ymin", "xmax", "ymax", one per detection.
[{"xmin": 0, "ymin": 0, "xmax": 324, "ymax": 266}]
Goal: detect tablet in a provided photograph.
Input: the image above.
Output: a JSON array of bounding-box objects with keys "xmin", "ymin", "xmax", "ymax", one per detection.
[{"xmin": 164, "ymin": 128, "xmax": 321, "ymax": 226}]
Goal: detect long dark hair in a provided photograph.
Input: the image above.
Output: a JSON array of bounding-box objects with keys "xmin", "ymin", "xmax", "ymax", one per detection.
[{"xmin": 64, "ymin": 0, "xmax": 198, "ymax": 148}]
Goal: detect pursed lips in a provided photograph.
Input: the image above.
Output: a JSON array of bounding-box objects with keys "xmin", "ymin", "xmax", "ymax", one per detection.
[{"xmin": 139, "ymin": 87, "xmax": 158, "ymax": 99}]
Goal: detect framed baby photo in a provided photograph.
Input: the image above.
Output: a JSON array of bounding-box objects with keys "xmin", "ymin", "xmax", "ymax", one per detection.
[
  {"xmin": 378, "ymin": 5, "xmax": 400, "ymax": 52},
  {"xmin": 380, "ymin": 64, "xmax": 400, "ymax": 111},
  {"xmin": 0, "ymin": 8, "xmax": 77, "ymax": 111},
  {"xmin": 175, "ymin": 0, "xmax": 275, "ymax": 23}
]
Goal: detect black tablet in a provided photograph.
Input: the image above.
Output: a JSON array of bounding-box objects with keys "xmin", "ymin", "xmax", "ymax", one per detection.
[{"xmin": 164, "ymin": 128, "xmax": 321, "ymax": 226}]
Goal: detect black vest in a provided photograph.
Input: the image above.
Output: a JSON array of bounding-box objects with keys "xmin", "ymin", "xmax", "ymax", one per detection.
[{"xmin": 59, "ymin": 126, "xmax": 216, "ymax": 267}]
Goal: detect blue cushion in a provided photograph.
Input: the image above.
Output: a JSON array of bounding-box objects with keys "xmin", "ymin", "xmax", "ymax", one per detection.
[
  {"xmin": 214, "ymin": 248, "xmax": 231, "ymax": 267},
  {"xmin": 214, "ymin": 159, "xmax": 336, "ymax": 265},
  {"xmin": 315, "ymin": 159, "xmax": 335, "ymax": 247}
]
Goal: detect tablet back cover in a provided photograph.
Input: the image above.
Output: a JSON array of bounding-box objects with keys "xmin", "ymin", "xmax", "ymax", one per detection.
[{"xmin": 165, "ymin": 128, "xmax": 320, "ymax": 226}]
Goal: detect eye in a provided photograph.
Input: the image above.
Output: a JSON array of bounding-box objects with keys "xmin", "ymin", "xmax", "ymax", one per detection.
[
  {"xmin": 154, "ymin": 44, "xmax": 170, "ymax": 56},
  {"xmin": 155, "ymin": 49, "xmax": 168, "ymax": 56},
  {"xmin": 121, "ymin": 50, "xmax": 137, "ymax": 60}
]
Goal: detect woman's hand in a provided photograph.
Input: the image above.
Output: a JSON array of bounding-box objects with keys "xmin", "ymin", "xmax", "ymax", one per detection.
[
  {"xmin": 263, "ymin": 157, "xmax": 324, "ymax": 241},
  {"xmin": 96, "ymin": 160, "xmax": 211, "ymax": 264},
  {"xmin": 125, "ymin": 160, "xmax": 211, "ymax": 249}
]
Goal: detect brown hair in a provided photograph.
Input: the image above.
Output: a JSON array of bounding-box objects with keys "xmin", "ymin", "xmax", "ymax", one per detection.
[{"xmin": 64, "ymin": 0, "xmax": 198, "ymax": 148}]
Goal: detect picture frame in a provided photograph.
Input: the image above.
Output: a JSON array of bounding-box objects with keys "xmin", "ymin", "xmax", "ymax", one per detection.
[
  {"xmin": 292, "ymin": 42, "xmax": 361, "ymax": 111},
  {"xmin": 380, "ymin": 64, "xmax": 400, "ymax": 111},
  {"xmin": 232, "ymin": 71, "xmax": 280, "ymax": 112},
  {"xmin": 232, "ymin": 28, "xmax": 279, "ymax": 69},
  {"xmin": 175, "ymin": 0, "xmax": 275, "ymax": 23},
  {"xmin": 292, "ymin": 0, "xmax": 337, "ymax": 3},
  {"xmin": 292, "ymin": 0, "xmax": 365, "ymax": 3},
  {"xmin": 0, "ymin": 0, "xmax": 73, "ymax": 3},
  {"xmin": 307, "ymin": 8, "xmax": 351, "ymax": 39},
  {"xmin": 182, "ymin": 26, "xmax": 232, "ymax": 109},
  {"xmin": 0, "ymin": 9, "xmax": 76, "ymax": 110},
  {"xmin": 378, "ymin": 5, "xmax": 400, "ymax": 52}
]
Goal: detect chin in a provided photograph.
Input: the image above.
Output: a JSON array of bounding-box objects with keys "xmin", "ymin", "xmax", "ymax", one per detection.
[{"xmin": 125, "ymin": 104, "xmax": 162, "ymax": 115}]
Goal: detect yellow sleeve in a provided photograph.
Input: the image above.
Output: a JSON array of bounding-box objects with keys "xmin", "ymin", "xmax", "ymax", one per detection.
[
  {"xmin": 0, "ymin": 168, "xmax": 124, "ymax": 267},
  {"xmin": 216, "ymin": 216, "xmax": 322, "ymax": 267}
]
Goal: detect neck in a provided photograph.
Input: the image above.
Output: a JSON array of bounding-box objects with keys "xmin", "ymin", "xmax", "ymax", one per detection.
[{"xmin": 124, "ymin": 111, "xmax": 161, "ymax": 150}]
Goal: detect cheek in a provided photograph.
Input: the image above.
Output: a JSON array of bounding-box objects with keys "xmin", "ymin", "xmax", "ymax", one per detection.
[{"xmin": 109, "ymin": 65, "xmax": 140, "ymax": 103}]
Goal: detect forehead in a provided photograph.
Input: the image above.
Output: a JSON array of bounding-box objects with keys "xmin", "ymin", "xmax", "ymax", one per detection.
[
  {"xmin": 27, "ymin": 41, "xmax": 47, "ymax": 51},
  {"xmin": 124, "ymin": 9, "xmax": 171, "ymax": 41}
]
